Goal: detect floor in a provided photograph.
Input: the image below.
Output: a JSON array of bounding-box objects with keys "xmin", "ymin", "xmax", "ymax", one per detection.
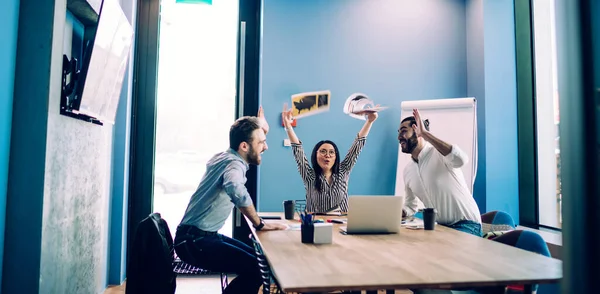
[
  {"xmin": 103, "ymin": 275, "xmax": 413, "ymax": 294},
  {"xmin": 104, "ymin": 276, "xmax": 225, "ymax": 294}
]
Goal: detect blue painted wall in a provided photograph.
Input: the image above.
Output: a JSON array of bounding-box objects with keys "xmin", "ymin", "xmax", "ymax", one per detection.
[
  {"xmin": 0, "ymin": 0, "xmax": 20, "ymax": 285},
  {"xmin": 258, "ymin": 0, "xmax": 521, "ymax": 221},
  {"xmin": 258, "ymin": 0, "xmax": 468, "ymax": 211},
  {"xmin": 481, "ymin": 0, "xmax": 519, "ymax": 220},
  {"xmin": 108, "ymin": 63, "xmax": 132, "ymax": 286},
  {"xmin": 465, "ymin": 0, "xmax": 519, "ymax": 222},
  {"xmin": 3, "ymin": 0, "xmax": 53, "ymax": 291},
  {"xmin": 466, "ymin": 0, "xmax": 486, "ymax": 211},
  {"xmin": 108, "ymin": 0, "xmax": 137, "ymax": 285}
]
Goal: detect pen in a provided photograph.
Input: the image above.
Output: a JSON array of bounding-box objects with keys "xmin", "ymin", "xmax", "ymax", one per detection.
[{"xmin": 327, "ymin": 219, "xmax": 344, "ymax": 224}]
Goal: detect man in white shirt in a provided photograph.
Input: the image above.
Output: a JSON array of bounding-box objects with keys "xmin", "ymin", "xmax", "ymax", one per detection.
[{"xmin": 398, "ymin": 109, "xmax": 482, "ymax": 236}]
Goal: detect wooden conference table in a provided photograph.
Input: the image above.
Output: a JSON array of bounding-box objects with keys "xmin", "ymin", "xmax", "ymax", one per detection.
[{"xmin": 246, "ymin": 213, "xmax": 562, "ymax": 293}]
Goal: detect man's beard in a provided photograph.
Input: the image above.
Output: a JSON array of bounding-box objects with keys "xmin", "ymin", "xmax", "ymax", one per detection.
[
  {"xmin": 247, "ymin": 145, "xmax": 261, "ymax": 165},
  {"xmin": 400, "ymin": 134, "xmax": 418, "ymax": 154}
]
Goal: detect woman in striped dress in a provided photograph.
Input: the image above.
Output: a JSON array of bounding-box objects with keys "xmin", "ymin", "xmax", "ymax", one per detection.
[{"xmin": 281, "ymin": 104, "xmax": 378, "ymax": 214}]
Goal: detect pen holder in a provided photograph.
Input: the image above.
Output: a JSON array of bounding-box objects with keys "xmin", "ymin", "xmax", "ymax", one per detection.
[{"xmin": 301, "ymin": 224, "xmax": 314, "ymax": 244}]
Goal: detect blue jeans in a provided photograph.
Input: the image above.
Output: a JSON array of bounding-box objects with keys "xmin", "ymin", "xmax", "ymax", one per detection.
[
  {"xmin": 174, "ymin": 225, "xmax": 261, "ymax": 294},
  {"xmin": 445, "ymin": 220, "xmax": 483, "ymax": 237}
]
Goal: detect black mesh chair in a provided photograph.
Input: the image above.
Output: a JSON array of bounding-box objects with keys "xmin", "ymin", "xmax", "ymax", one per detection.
[
  {"xmin": 173, "ymin": 239, "xmax": 229, "ymax": 293},
  {"xmin": 220, "ymin": 271, "xmax": 229, "ymax": 292},
  {"xmin": 249, "ymin": 233, "xmax": 283, "ymax": 294}
]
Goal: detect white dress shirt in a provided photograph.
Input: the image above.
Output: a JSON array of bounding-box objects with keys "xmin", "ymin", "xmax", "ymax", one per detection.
[{"xmin": 403, "ymin": 142, "xmax": 481, "ymax": 225}]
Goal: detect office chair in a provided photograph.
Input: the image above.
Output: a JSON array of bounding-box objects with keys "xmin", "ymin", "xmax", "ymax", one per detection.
[
  {"xmin": 481, "ymin": 210, "xmax": 516, "ymax": 228},
  {"xmin": 492, "ymin": 230, "xmax": 551, "ymax": 293},
  {"xmin": 249, "ymin": 234, "xmax": 283, "ymax": 294},
  {"xmin": 173, "ymin": 240, "xmax": 228, "ymax": 293},
  {"xmin": 127, "ymin": 213, "xmax": 177, "ymax": 294},
  {"xmin": 481, "ymin": 210, "xmax": 516, "ymax": 238}
]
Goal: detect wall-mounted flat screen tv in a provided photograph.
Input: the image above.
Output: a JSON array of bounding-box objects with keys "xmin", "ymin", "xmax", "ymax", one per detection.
[{"xmin": 62, "ymin": 0, "xmax": 134, "ymax": 125}]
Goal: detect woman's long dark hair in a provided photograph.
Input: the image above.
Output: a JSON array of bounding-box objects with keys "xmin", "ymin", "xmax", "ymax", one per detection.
[{"xmin": 311, "ymin": 140, "xmax": 341, "ymax": 192}]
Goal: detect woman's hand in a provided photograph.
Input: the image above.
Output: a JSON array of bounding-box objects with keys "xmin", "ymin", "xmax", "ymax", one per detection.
[
  {"xmin": 282, "ymin": 103, "xmax": 294, "ymax": 127},
  {"xmin": 257, "ymin": 106, "xmax": 269, "ymax": 135},
  {"xmin": 357, "ymin": 105, "xmax": 379, "ymax": 137},
  {"xmin": 354, "ymin": 104, "xmax": 380, "ymax": 122},
  {"xmin": 281, "ymin": 103, "xmax": 300, "ymax": 144},
  {"xmin": 366, "ymin": 111, "xmax": 378, "ymax": 122}
]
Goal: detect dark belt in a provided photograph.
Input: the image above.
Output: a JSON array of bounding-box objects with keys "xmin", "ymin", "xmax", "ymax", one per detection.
[{"xmin": 177, "ymin": 224, "xmax": 218, "ymax": 238}]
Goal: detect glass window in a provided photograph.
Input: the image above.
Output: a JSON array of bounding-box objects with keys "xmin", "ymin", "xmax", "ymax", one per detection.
[
  {"xmin": 153, "ymin": 0, "xmax": 239, "ymax": 237},
  {"xmin": 532, "ymin": 0, "xmax": 561, "ymax": 228}
]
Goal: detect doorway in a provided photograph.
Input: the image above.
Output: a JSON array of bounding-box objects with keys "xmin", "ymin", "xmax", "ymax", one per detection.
[
  {"xmin": 152, "ymin": 0, "xmax": 239, "ymax": 238},
  {"xmin": 127, "ymin": 0, "xmax": 263, "ymax": 276}
]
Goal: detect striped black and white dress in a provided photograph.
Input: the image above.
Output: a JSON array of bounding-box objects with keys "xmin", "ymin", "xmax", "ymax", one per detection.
[{"xmin": 290, "ymin": 135, "xmax": 367, "ymax": 213}]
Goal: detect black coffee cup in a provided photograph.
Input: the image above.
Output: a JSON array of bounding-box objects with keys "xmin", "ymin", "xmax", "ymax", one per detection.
[
  {"xmin": 301, "ymin": 224, "xmax": 314, "ymax": 243},
  {"xmin": 423, "ymin": 208, "xmax": 437, "ymax": 230},
  {"xmin": 283, "ymin": 200, "xmax": 295, "ymax": 220}
]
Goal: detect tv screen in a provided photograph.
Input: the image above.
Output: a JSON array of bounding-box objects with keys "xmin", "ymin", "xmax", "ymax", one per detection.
[{"xmin": 62, "ymin": 0, "xmax": 133, "ymax": 125}]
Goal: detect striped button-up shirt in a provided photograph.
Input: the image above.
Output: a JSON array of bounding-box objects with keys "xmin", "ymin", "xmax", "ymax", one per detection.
[{"xmin": 291, "ymin": 135, "xmax": 366, "ymax": 213}]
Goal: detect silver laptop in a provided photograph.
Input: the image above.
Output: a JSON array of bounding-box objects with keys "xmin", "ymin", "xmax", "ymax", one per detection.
[{"xmin": 340, "ymin": 195, "xmax": 404, "ymax": 234}]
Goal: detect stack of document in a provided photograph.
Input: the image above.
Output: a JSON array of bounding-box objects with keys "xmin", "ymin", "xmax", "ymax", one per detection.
[
  {"xmin": 402, "ymin": 218, "xmax": 425, "ymax": 229},
  {"xmin": 343, "ymin": 93, "xmax": 388, "ymax": 120}
]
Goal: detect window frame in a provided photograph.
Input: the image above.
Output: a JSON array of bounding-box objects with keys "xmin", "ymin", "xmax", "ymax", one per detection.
[
  {"xmin": 126, "ymin": 0, "xmax": 263, "ymax": 271},
  {"xmin": 516, "ymin": 0, "xmax": 570, "ymax": 232},
  {"xmin": 515, "ymin": 0, "xmax": 543, "ymax": 229}
]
